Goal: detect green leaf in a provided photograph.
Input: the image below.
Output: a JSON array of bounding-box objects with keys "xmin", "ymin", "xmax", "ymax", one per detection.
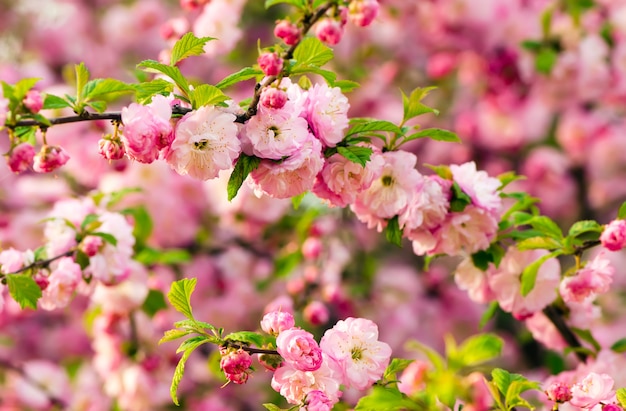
[
  {"xmin": 383, "ymin": 358, "xmax": 414, "ymax": 381},
  {"xmin": 617, "ymin": 388, "xmax": 626, "ymax": 408},
  {"xmin": 170, "ymin": 32, "xmax": 214, "ymax": 66},
  {"xmin": 404, "ymin": 128, "xmax": 460, "ymax": 143},
  {"xmin": 480, "ymin": 302, "xmax": 499, "ymax": 329},
  {"xmin": 137, "ymin": 60, "xmax": 190, "ymax": 97},
  {"xmin": 90, "ymin": 232, "xmax": 118, "ymax": 246},
  {"xmin": 571, "ymin": 327, "xmax": 601, "ymax": 352},
  {"xmin": 170, "ymin": 339, "xmax": 208, "ymax": 406},
  {"xmin": 521, "ymin": 40, "xmax": 543, "ymax": 52},
  {"xmin": 520, "ymin": 250, "xmax": 562, "ymax": 296},
  {"xmin": 174, "ymin": 319, "xmax": 218, "ymax": 332},
  {"xmin": 505, "ymin": 380, "xmax": 540, "ymax": 410},
  {"xmin": 355, "ymin": 386, "xmax": 420, "ymax": 411},
  {"xmin": 121, "ymin": 206, "xmax": 153, "ymax": 248},
  {"xmin": 346, "ymin": 120, "xmax": 403, "ymax": 137},
  {"xmin": 619, "ymin": 201, "xmax": 626, "ymax": 219},
  {"xmin": 133, "ymin": 79, "xmax": 175, "ymax": 104},
  {"xmin": 405, "ymin": 340, "xmax": 445, "ymax": 372},
  {"xmin": 497, "ymin": 171, "xmax": 525, "ymax": 189},
  {"xmin": 87, "ymin": 101, "xmax": 107, "ymax": 113},
  {"xmin": 75, "ymin": 63, "xmax": 90, "ymax": 106},
  {"xmin": 568, "ymin": 220, "xmax": 602, "ymax": 237},
  {"xmin": 385, "ymin": 216, "xmax": 402, "ymax": 247},
  {"xmin": 291, "ymin": 66, "xmax": 337, "ymax": 84},
  {"xmin": 425, "ymin": 164, "xmax": 452, "ymax": 179},
  {"xmin": 402, "ymin": 87, "xmax": 439, "ymax": 122},
  {"xmin": 292, "ymin": 192, "xmax": 306, "ymax": 210},
  {"xmin": 82, "ymin": 78, "xmax": 135, "ymax": 101},
  {"xmin": 42, "ymin": 94, "xmax": 72, "ymax": 110},
  {"xmin": 227, "ymin": 154, "xmax": 261, "ymax": 201},
  {"xmin": 333, "ymin": 79, "xmax": 360, "ymax": 92},
  {"xmin": 611, "ymin": 338, "xmax": 626, "ymax": 353},
  {"xmin": 215, "ymin": 67, "xmax": 263, "ymax": 90},
  {"xmin": 274, "ymin": 251, "xmax": 302, "ymax": 278},
  {"xmin": 336, "ymin": 146, "xmax": 373, "ymax": 167},
  {"xmin": 224, "ymin": 331, "xmax": 268, "ymax": 347},
  {"xmin": 450, "ymin": 181, "xmax": 472, "ymax": 212},
  {"xmin": 293, "ymin": 37, "xmax": 333, "ymax": 69},
  {"xmin": 75, "ymin": 250, "xmax": 90, "ymax": 270},
  {"xmin": 516, "ymin": 236, "xmax": 562, "ymax": 250},
  {"xmin": 535, "ymin": 48, "xmax": 558, "ymax": 74},
  {"xmin": 167, "ymin": 278, "xmax": 197, "ymax": 320},
  {"xmin": 6, "ymin": 275, "xmax": 42, "ymax": 310},
  {"xmin": 176, "ymin": 335, "xmax": 210, "ymax": 354},
  {"xmin": 264, "ymin": 0, "xmax": 305, "ymax": 8},
  {"xmin": 14, "ymin": 78, "xmax": 40, "ymax": 100},
  {"xmin": 159, "ymin": 328, "xmax": 193, "ymax": 344},
  {"xmin": 262, "ymin": 404, "xmax": 289, "ymax": 411},
  {"xmin": 142, "ymin": 289, "xmax": 168, "ymax": 317},
  {"xmin": 454, "ymin": 333, "xmax": 503, "ymax": 368},
  {"xmin": 491, "ymin": 368, "xmax": 526, "ymax": 396},
  {"xmin": 190, "ymin": 84, "xmax": 229, "ymax": 109}
]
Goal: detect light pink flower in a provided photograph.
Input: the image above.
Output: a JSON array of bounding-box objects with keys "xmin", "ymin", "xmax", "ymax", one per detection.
[
  {"xmin": 33, "ymin": 145, "xmax": 70, "ymax": 173},
  {"xmin": 352, "ymin": 151, "xmax": 421, "ymax": 230},
  {"xmin": 488, "ymin": 248, "xmax": 560, "ymax": 319},
  {"xmin": 271, "ymin": 353, "xmax": 342, "ymax": 405},
  {"xmin": 570, "ymin": 372, "xmax": 615, "ymax": 409},
  {"xmin": 121, "ymin": 96, "xmax": 172, "ymax": 163},
  {"xmin": 304, "ymin": 83, "xmax": 350, "ymax": 147},
  {"xmin": 560, "ymin": 253, "xmax": 614, "ymax": 303},
  {"xmin": 44, "ymin": 198, "xmax": 97, "ymax": 257},
  {"xmin": 453, "ymin": 257, "xmax": 495, "ymax": 304},
  {"xmin": 313, "ymin": 151, "xmax": 384, "ymax": 207},
  {"xmin": 525, "ymin": 312, "xmax": 568, "ymax": 351},
  {"xmin": 250, "ymin": 133, "xmax": 324, "ymax": 199},
  {"xmin": 87, "ymin": 212, "xmax": 135, "ymax": 284},
  {"xmin": 0, "ymin": 248, "xmax": 29, "ymax": 274},
  {"xmin": 400, "ymin": 175, "xmax": 450, "ymax": 232},
  {"xmin": 302, "ymin": 390, "xmax": 334, "ymax": 411},
  {"xmin": 303, "ymin": 301, "xmax": 329, "ymax": 326},
  {"xmin": 13, "ymin": 360, "xmax": 70, "ymax": 410},
  {"xmin": 242, "ymin": 104, "xmax": 309, "ymax": 160},
  {"xmin": 261, "ymin": 311, "xmax": 295, "ymax": 335},
  {"xmin": 320, "ymin": 317, "xmax": 391, "ymax": 390},
  {"xmin": 98, "ymin": 136, "xmax": 126, "ymax": 161},
  {"xmin": 192, "ymin": 0, "xmax": 244, "ymax": 57},
  {"xmin": 397, "ymin": 361, "xmax": 429, "ymax": 396},
  {"xmin": 166, "ymin": 105, "xmax": 240, "ymax": 180},
  {"xmin": 276, "ymin": 328, "xmax": 323, "ymax": 372},
  {"xmin": 451, "ymin": 161, "xmax": 502, "ymax": 212},
  {"xmin": 601, "ymin": 219, "xmax": 626, "ymax": 251},
  {"xmin": 39, "ymin": 257, "xmax": 82, "ymax": 310}
]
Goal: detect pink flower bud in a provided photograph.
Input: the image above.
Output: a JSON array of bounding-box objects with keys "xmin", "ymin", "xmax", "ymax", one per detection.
[
  {"xmin": 545, "ymin": 381, "xmax": 572, "ymax": 403},
  {"xmin": 7, "ymin": 142, "xmax": 35, "ymax": 173},
  {"xmin": 261, "ymin": 311, "xmax": 295, "ymax": 335},
  {"xmin": 349, "ymin": 0, "xmax": 380, "ymax": 27},
  {"xmin": 33, "ymin": 272, "xmax": 49, "ymax": 291},
  {"xmin": 301, "ymin": 237, "xmax": 322, "ymax": 260},
  {"xmin": 98, "ymin": 136, "xmax": 126, "ymax": 161},
  {"xmin": 338, "ymin": 6, "xmax": 349, "ymax": 26},
  {"xmin": 274, "ymin": 20, "xmax": 300, "ymax": 46},
  {"xmin": 80, "ymin": 235, "xmax": 104, "ymax": 257},
  {"xmin": 600, "ymin": 219, "xmax": 626, "ymax": 251},
  {"xmin": 260, "ymin": 88, "xmax": 288, "ymax": 109},
  {"xmin": 33, "ymin": 145, "xmax": 70, "ymax": 173},
  {"xmin": 315, "ymin": 19, "xmax": 343, "ymax": 45},
  {"xmin": 276, "ymin": 328, "xmax": 323, "ymax": 372},
  {"xmin": 604, "ymin": 404, "xmax": 624, "ymax": 411},
  {"xmin": 179, "ymin": 0, "xmax": 201, "ymax": 11},
  {"xmin": 303, "ymin": 390, "xmax": 334, "ymax": 411},
  {"xmin": 303, "ymin": 301, "xmax": 329, "ymax": 326},
  {"xmin": 23, "ymin": 90, "xmax": 43, "ymax": 113},
  {"xmin": 220, "ymin": 349, "xmax": 252, "ymax": 384},
  {"xmin": 258, "ymin": 52, "xmax": 283, "ymax": 76}
]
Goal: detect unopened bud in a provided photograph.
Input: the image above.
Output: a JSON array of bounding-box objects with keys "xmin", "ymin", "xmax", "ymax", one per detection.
[
  {"xmin": 274, "ymin": 20, "xmax": 300, "ymax": 46},
  {"xmin": 7, "ymin": 142, "xmax": 35, "ymax": 173},
  {"xmin": 33, "ymin": 145, "xmax": 70, "ymax": 173},
  {"xmin": 23, "ymin": 90, "xmax": 43, "ymax": 114}
]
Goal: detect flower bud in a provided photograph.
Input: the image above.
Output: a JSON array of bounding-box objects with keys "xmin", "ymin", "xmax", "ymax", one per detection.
[
  {"xmin": 301, "ymin": 237, "xmax": 322, "ymax": 260},
  {"xmin": 303, "ymin": 301, "xmax": 329, "ymax": 326},
  {"xmin": 7, "ymin": 142, "xmax": 35, "ymax": 173},
  {"xmin": 545, "ymin": 381, "xmax": 572, "ymax": 403},
  {"xmin": 600, "ymin": 219, "xmax": 626, "ymax": 251},
  {"xmin": 349, "ymin": 0, "xmax": 380, "ymax": 27},
  {"xmin": 258, "ymin": 52, "xmax": 283, "ymax": 76},
  {"xmin": 33, "ymin": 145, "xmax": 70, "ymax": 173},
  {"xmin": 261, "ymin": 311, "xmax": 295, "ymax": 335},
  {"xmin": 260, "ymin": 88, "xmax": 288, "ymax": 109},
  {"xmin": 98, "ymin": 135, "xmax": 126, "ymax": 161},
  {"xmin": 315, "ymin": 19, "xmax": 343, "ymax": 46},
  {"xmin": 80, "ymin": 235, "xmax": 104, "ymax": 257},
  {"xmin": 604, "ymin": 404, "xmax": 624, "ymax": 411},
  {"xmin": 274, "ymin": 20, "xmax": 300, "ymax": 46},
  {"xmin": 23, "ymin": 90, "xmax": 43, "ymax": 114},
  {"xmin": 220, "ymin": 349, "xmax": 252, "ymax": 384}
]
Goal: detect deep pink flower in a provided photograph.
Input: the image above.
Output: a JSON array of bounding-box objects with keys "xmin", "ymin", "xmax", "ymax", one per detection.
[
  {"xmin": 276, "ymin": 328, "xmax": 323, "ymax": 372},
  {"xmin": 274, "ymin": 20, "xmax": 300, "ymax": 45},
  {"xmin": 302, "ymin": 390, "xmax": 334, "ymax": 411},
  {"xmin": 7, "ymin": 142, "xmax": 36, "ymax": 173},
  {"xmin": 98, "ymin": 136, "xmax": 126, "ymax": 161},
  {"xmin": 600, "ymin": 219, "xmax": 626, "ymax": 251},
  {"xmin": 220, "ymin": 349, "xmax": 252, "ymax": 384},
  {"xmin": 23, "ymin": 90, "xmax": 43, "ymax": 113},
  {"xmin": 315, "ymin": 19, "xmax": 343, "ymax": 45},
  {"xmin": 261, "ymin": 311, "xmax": 295, "ymax": 335},
  {"xmin": 261, "ymin": 87, "xmax": 288, "ymax": 109},
  {"xmin": 33, "ymin": 145, "xmax": 70, "ymax": 173},
  {"xmin": 303, "ymin": 301, "xmax": 329, "ymax": 326},
  {"xmin": 545, "ymin": 381, "xmax": 572, "ymax": 403},
  {"xmin": 349, "ymin": 0, "xmax": 380, "ymax": 27},
  {"xmin": 258, "ymin": 52, "xmax": 283, "ymax": 76}
]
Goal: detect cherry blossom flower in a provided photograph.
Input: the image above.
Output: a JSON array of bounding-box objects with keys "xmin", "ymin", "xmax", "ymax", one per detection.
[
  {"xmin": 166, "ymin": 105, "xmax": 240, "ymax": 180},
  {"xmin": 302, "ymin": 390, "xmax": 334, "ymax": 411},
  {"xmin": 600, "ymin": 219, "xmax": 626, "ymax": 251},
  {"xmin": 276, "ymin": 328, "xmax": 323, "ymax": 372},
  {"xmin": 274, "ymin": 20, "xmax": 300, "ymax": 45},
  {"xmin": 7, "ymin": 142, "xmax": 36, "ymax": 173},
  {"xmin": 33, "ymin": 145, "xmax": 70, "ymax": 173},
  {"xmin": 450, "ymin": 161, "xmax": 502, "ymax": 213},
  {"xmin": 349, "ymin": 0, "xmax": 380, "ymax": 27},
  {"xmin": 39, "ymin": 257, "xmax": 82, "ymax": 310},
  {"xmin": 320, "ymin": 317, "xmax": 391, "ymax": 390},
  {"xmin": 120, "ymin": 96, "xmax": 172, "ymax": 164},
  {"xmin": 315, "ymin": 19, "xmax": 343, "ymax": 45},
  {"xmin": 304, "ymin": 83, "xmax": 350, "ymax": 147},
  {"xmin": 570, "ymin": 372, "xmax": 615, "ymax": 409},
  {"xmin": 220, "ymin": 349, "xmax": 252, "ymax": 384},
  {"xmin": 261, "ymin": 311, "xmax": 295, "ymax": 336},
  {"xmin": 258, "ymin": 52, "xmax": 283, "ymax": 76},
  {"xmin": 86, "ymin": 211, "xmax": 135, "ymax": 284},
  {"xmin": 560, "ymin": 253, "xmax": 614, "ymax": 303},
  {"xmin": 23, "ymin": 90, "xmax": 43, "ymax": 113}
]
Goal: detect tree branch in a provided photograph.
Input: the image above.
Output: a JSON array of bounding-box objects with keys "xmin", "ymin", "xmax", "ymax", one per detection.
[{"xmin": 543, "ymin": 304, "xmax": 587, "ymax": 362}]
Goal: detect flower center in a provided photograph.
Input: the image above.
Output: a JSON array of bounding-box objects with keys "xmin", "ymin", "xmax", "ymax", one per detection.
[
  {"xmin": 268, "ymin": 125, "xmax": 281, "ymax": 139},
  {"xmin": 194, "ymin": 139, "xmax": 209, "ymax": 150},
  {"xmin": 382, "ymin": 175, "xmax": 394, "ymax": 186},
  {"xmin": 351, "ymin": 347, "xmax": 363, "ymax": 361}
]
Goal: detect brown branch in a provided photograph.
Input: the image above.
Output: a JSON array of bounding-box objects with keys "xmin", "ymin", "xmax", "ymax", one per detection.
[
  {"xmin": 222, "ymin": 341, "xmax": 279, "ymax": 356},
  {"xmin": 2, "ymin": 250, "xmax": 75, "ymax": 277},
  {"xmin": 543, "ymin": 305, "xmax": 587, "ymax": 362}
]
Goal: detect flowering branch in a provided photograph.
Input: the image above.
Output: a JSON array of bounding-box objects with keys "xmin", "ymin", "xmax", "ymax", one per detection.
[
  {"xmin": 223, "ymin": 341, "xmax": 279, "ymax": 356},
  {"xmin": 0, "ymin": 250, "xmax": 74, "ymax": 278}
]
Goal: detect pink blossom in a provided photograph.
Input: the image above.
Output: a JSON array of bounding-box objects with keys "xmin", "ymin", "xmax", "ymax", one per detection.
[
  {"xmin": 192, "ymin": 0, "xmax": 245, "ymax": 57},
  {"xmin": 276, "ymin": 328, "xmax": 323, "ymax": 372},
  {"xmin": 315, "ymin": 19, "xmax": 343, "ymax": 45},
  {"xmin": 400, "ymin": 175, "xmax": 450, "ymax": 232},
  {"xmin": 453, "ymin": 257, "xmax": 495, "ymax": 304},
  {"xmin": 271, "ymin": 353, "xmax": 342, "ymax": 405},
  {"xmin": 349, "ymin": 0, "xmax": 380, "ymax": 27},
  {"xmin": 220, "ymin": 349, "xmax": 252, "ymax": 384},
  {"xmin": 427, "ymin": 52, "xmax": 458, "ymax": 79},
  {"xmin": 258, "ymin": 52, "xmax": 283, "ymax": 76},
  {"xmin": 450, "ymin": 161, "xmax": 502, "ymax": 212},
  {"xmin": 91, "ymin": 261, "xmax": 149, "ymax": 314},
  {"xmin": 23, "ymin": 90, "xmax": 43, "ymax": 113},
  {"xmin": 303, "ymin": 301, "xmax": 329, "ymax": 326},
  {"xmin": 302, "ymin": 237, "xmax": 323, "ymax": 260},
  {"xmin": 261, "ymin": 87, "xmax": 288, "ymax": 109},
  {"xmin": 242, "ymin": 104, "xmax": 309, "ymax": 160},
  {"xmin": 120, "ymin": 96, "xmax": 172, "ymax": 163},
  {"xmin": 352, "ymin": 151, "xmax": 421, "ymax": 230},
  {"xmin": 80, "ymin": 235, "xmax": 104, "ymax": 257},
  {"xmin": 250, "ymin": 133, "xmax": 324, "ymax": 199},
  {"xmin": 525, "ymin": 312, "xmax": 568, "ymax": 351},
  {"xmin": 601, "ymin": 219, "xmax": 626, "ymax": 251},
  {"xmin": 33, "ymin": 145, "xmax": 70, "ymax": 173},
  {"xmin": 302, "ymin": 390, "xmax": 334, "ymax": 411},
  {"xmin": 560, "ymin": 253, "xmax": 614, "ymax": 303},
  {"xmin": 488, "ymin": 248, "xmax": 561, "ymax": 319},
  {"xmin": 0, "ymin": 247, "xmax": 31, "ymax": 274},
  {"xmin": 274, "ymin": 20, "xmax": 300, "ymax": 45},
  {"xmin": 304, "ymin": 83, "xmax": 350, "ymax": 147},
  {"xmin": 313, "ymin": 151, "xmax": 383, "ymax": 207},
  {"xmin": 320, "ymin": 317, "xmax": 391, "ymax": 390},
  {"xmin": 39, "ymin": 257, "xmax": 82, "ymax": 310},
  {"xmin": 261, "ymin": 311, "xmax": 295, "ymax": 335},
  {"xmin": 13, "ymin": 360, "xmax": 70, "ymax": 409},
  {"xmin": 545, "ymin": 381, "xmax": 572, "ymax": 403},
  {"xmin": 570, "ymin": 373, "xmax": 615, "ymax": 408},
  {"xmin": 160, "ymin": 17, "xmax": 189, "ymax": 41},
  {"xmin": 397, "ymin": 361, "xmax": 429, "ymax": 396},
  {"xmin": 86, "ymin": 211, "xmax": 135, "ymax": 284},
  {"xmin": 98, "ymin": 136, "xmax": 126, "ymax": 161},
  {"xmin": 166, "ymin": 105, "xmax": 240, "ymax": 180}
]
